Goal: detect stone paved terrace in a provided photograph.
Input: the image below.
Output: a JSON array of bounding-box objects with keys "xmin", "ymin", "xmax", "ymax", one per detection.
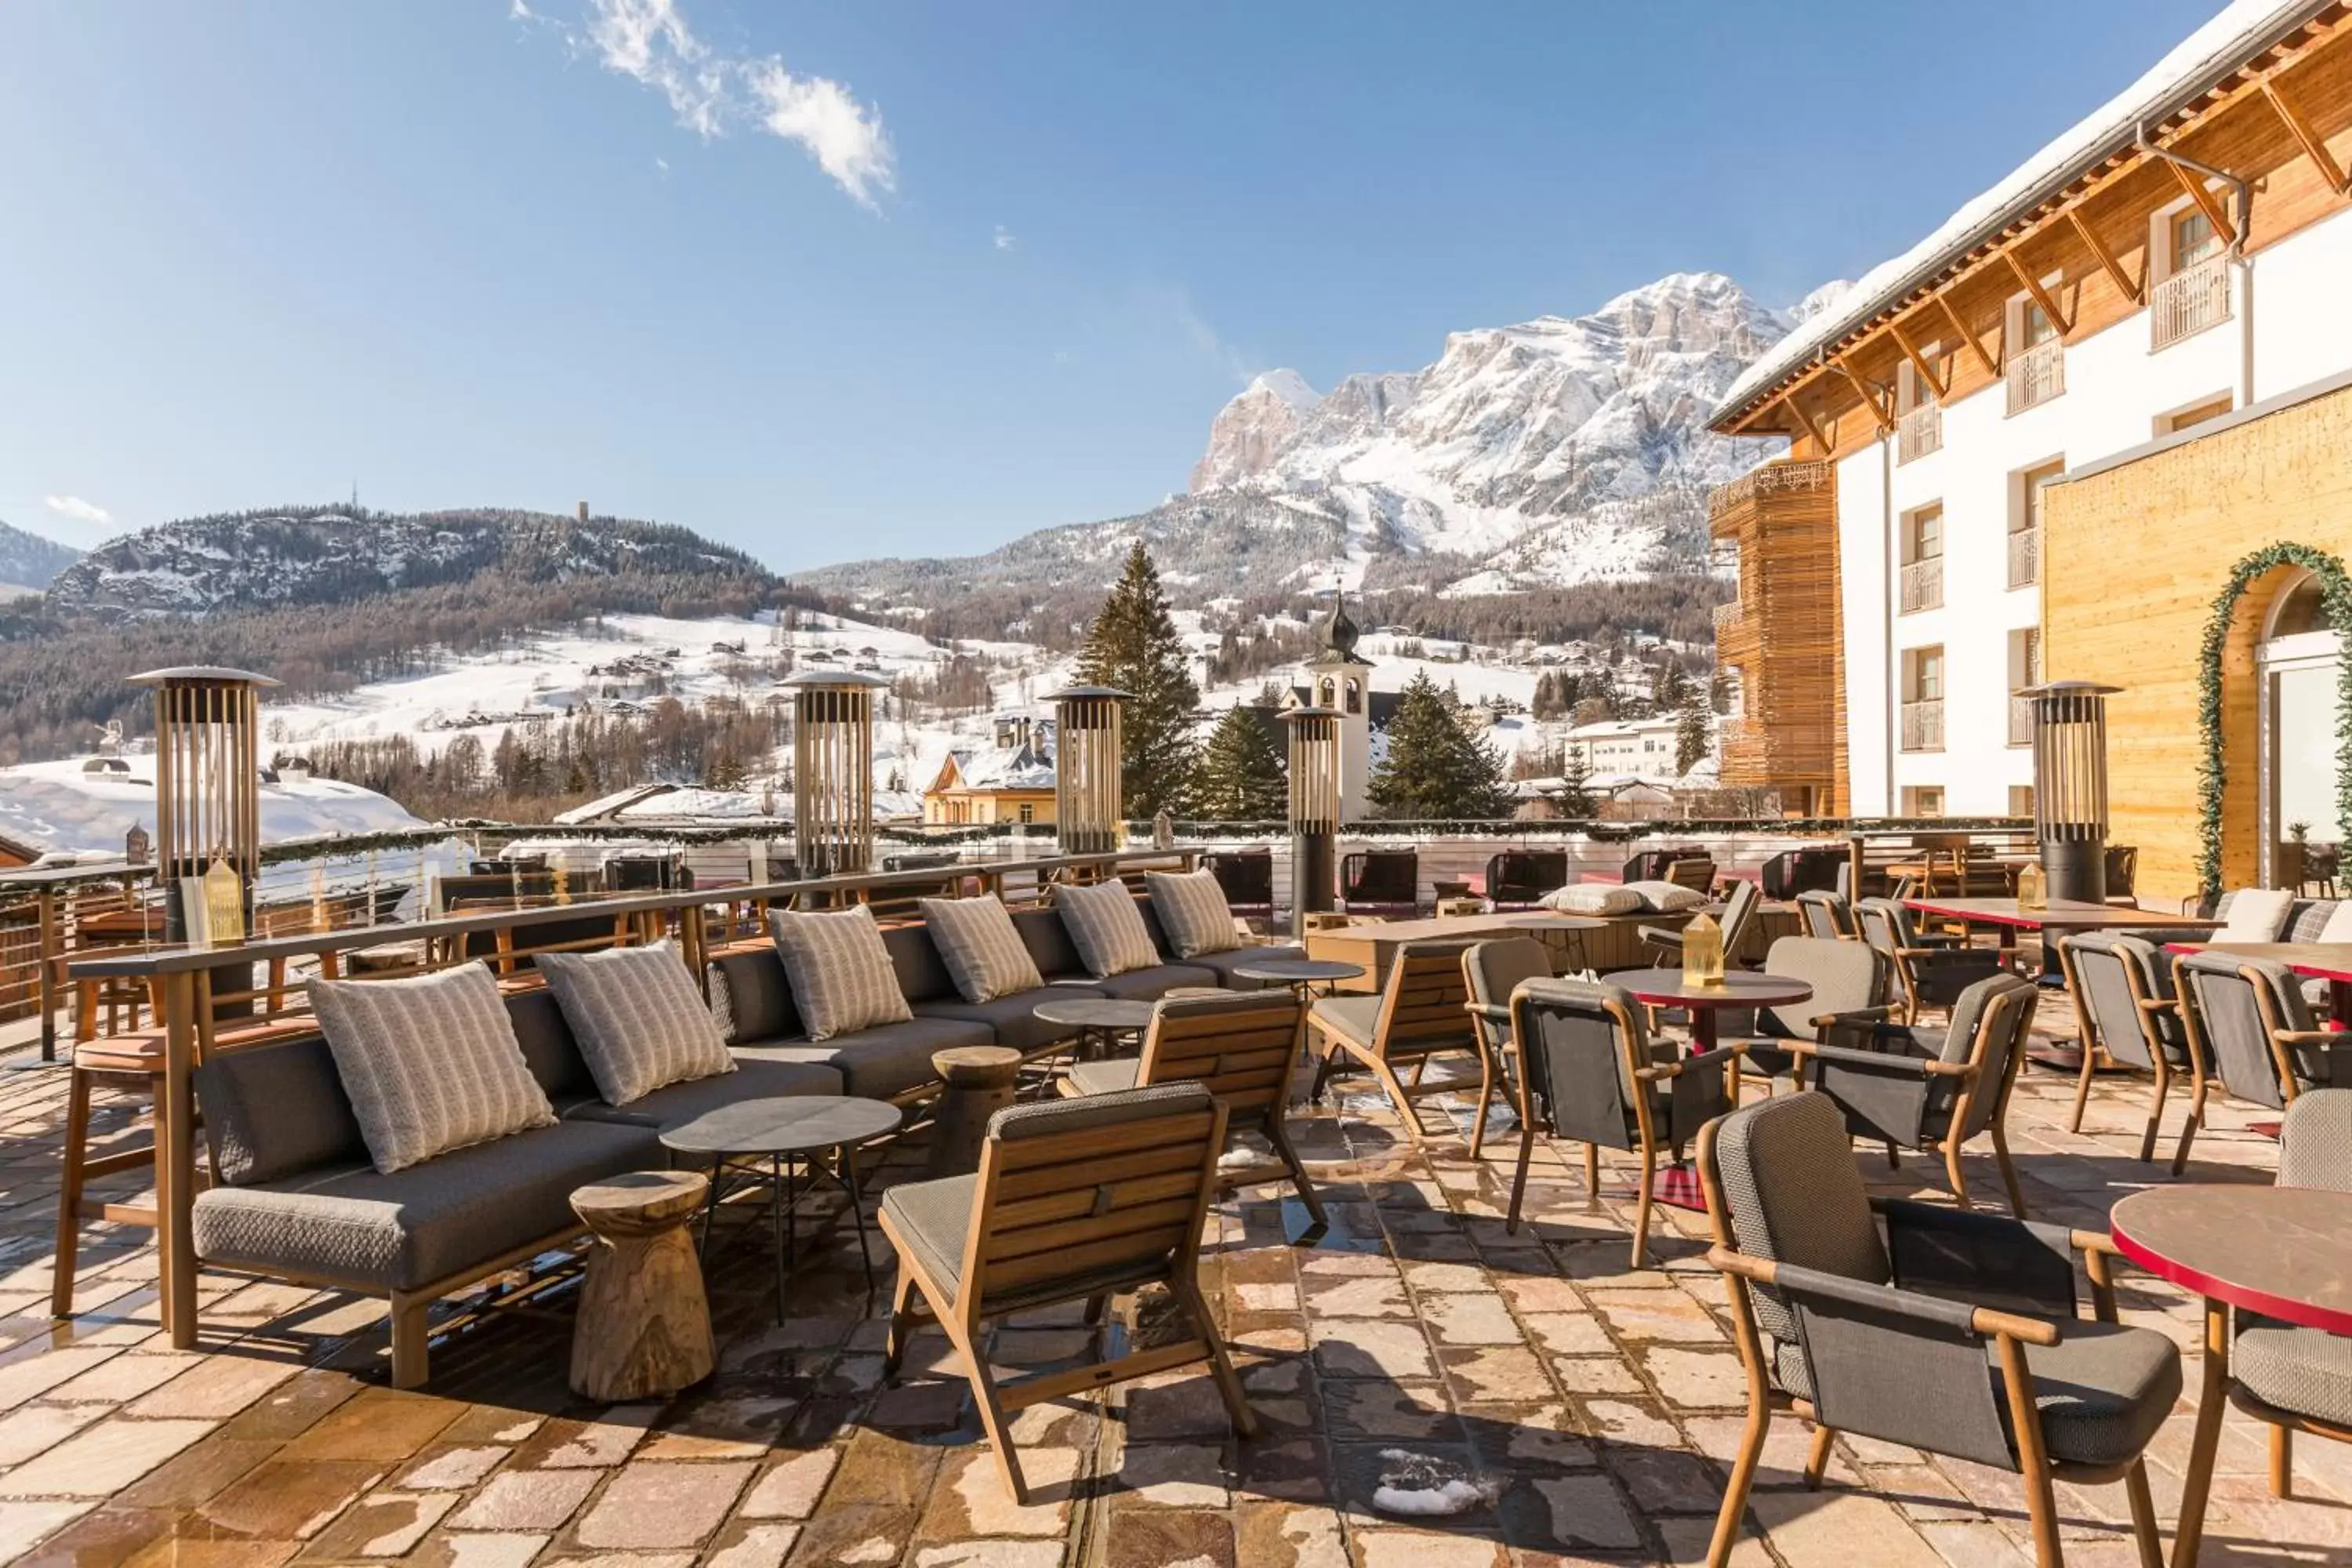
[{"xmin": 0, "ymin": 997, "xmax": 2343, "ymax": 1568}]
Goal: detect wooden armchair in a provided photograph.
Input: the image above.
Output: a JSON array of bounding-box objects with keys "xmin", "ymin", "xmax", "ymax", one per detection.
[
  {"xmin": 1698, "ymin": 1092, "xmax": 2176, "ymax": 1568},
  {"xmin": 877, "ymin": 1083, "xmax": 1252, "ymax": 1504},
  {"xmin": 1307, "ymin": 938, "xmax": 1490, "ymax": 1149},
  {"xmin": 1794, "ymin": 889, "xmax": 1852, "ymax": 940},
  {"xmin": 2171, "ymin": 949, "xmax": 2352, "ymax": 1171},
  {"xmin": 2056, "ymin": 931, "xmax": 2198, "ymax": 1161},
  {"xmin": 1062, "ymin": 989, "xmax": 1321, "ymax": 1223},
  {"xmin": 1854, "ymin": 896, "xmax": 2009, "ymax": 1021},
  {"xmin": 1642, "ymin": 877, "xmax": 1759, "ymax": 965}
]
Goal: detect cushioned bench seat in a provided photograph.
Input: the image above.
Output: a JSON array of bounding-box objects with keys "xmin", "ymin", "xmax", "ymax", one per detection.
[
  {"xmin": 566, "ymin": 1057, "xmax": 845, "ymax": 1129},
  {"xmin": 193, "ymin": 1118, "xmax": 656, "ymax": 1292},
  {"xmin": 731, "ymin": 1017, "xmax": 993, "ymax": 1100}
]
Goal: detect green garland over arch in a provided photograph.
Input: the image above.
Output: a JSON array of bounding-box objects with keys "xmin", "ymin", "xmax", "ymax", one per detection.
[{"xmin": 2195, "ymin": 542, "xmax": 2352, "ymax": 897}]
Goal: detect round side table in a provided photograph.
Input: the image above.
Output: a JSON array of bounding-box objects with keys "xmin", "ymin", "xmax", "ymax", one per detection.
[
  {"xmin": 568, "ymin": 1169, "xmax": 714, "ymax": 1402},
  {"xmin": 1031, "ymin": 996, "xmax": 1157, "ymax": 1061},
  {"xmin": 1605, "ymin": 968, "xmax": 1814, "ymax": 1211},
  {"xmin": 928, "ymin": 1044, "xmax": 1022, "ymax": 1176}
]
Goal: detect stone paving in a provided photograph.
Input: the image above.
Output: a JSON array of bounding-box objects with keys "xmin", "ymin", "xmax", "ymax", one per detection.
[{"xmin": 0, "ymin": 992, "xmax": 2345, "ymax": 1567}]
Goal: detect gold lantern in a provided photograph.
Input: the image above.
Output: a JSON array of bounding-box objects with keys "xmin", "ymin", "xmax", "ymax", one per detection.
[
  {"xmin": 782, "ymin": 669, "xmax": 887, "ymax": 880},
  {"xmin": 1285, "ymin": 706, "xmax": 1341, "ymax": 936},
  {"xmin": 1049, "ymin": 686, "xmax": 1127, "ymax": 856},
  {"xmin": 132, "ymin": 666, "xmax": 278, "ymax": 944}
]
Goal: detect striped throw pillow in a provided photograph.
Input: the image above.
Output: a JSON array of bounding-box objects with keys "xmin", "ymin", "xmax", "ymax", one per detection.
[
  {"xmin": 770, "ymin": 905, "xmax": 916, "ymax": 1041},
  {"xmin": 1056, "ymin": 880, "xmax": 1161, "ymax": 978},
  {"xmin": 537, "ymin": 939, "xmax": 736, "ymax": 1105},
  {"xmin": 919, "ymin": 895, "xmax": 1044, "ymax": 1003},
  {"xmin": 308, "ymin": 964, "xmax": 557, "ymax": 1174},
  {"xmin": 1145, "ymin": 869, "xmax": 1241, "ymax": 958}
]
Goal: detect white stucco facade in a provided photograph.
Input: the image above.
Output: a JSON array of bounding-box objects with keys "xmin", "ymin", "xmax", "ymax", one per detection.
[{"xmin": 1836, "ymin": 204, "xmax": 2352, "ymax": 817}]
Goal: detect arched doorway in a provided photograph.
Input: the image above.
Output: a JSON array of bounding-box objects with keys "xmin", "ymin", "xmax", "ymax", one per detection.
[{"xmin": 2258, "ymin": 568, "xmax": 2343, "ymax": 887}]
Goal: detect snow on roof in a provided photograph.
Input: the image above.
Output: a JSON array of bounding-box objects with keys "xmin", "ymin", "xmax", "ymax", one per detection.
[
  {"xmin": 554, "ymin": 783, "xmax": 679, "ymax": 825},
  {"xmin": 945, "ymin": 742, "xmax": 1055, "ymax": 793},
  {"xmin": 0, "ymin": 757, "xmax": 425, "ymax": 858},
  {"xmin": 1716, "ymin": 0, "xmax": 2318, "ymax": 423},
  {"xmin": 615, "ymin": 787, "xmax": 771, "ymax": 821}
]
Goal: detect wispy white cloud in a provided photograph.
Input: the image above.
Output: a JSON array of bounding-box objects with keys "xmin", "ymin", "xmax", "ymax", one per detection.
[
  {"xmin": 993, "ymin": 225, "xmax": 1016, "ymax": 252},
  {"xmin": 43, "ymin": 495, "xmax": 111, "ymax": 528},
  {"xmin": 1162, "ymin": 289, "xmax": 1256, "ymax": 386},
  {"xmin": 531, "ymin": 1, "xmax": 895, "ymax": 209}
]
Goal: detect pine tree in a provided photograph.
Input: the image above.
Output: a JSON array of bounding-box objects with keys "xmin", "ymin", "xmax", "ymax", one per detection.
[
  {"xmin": 1073, "ymin": 542, "xmax": 1201, "ymax": 815},
  {"xmin": 1675, "ymin": 697, "xmax": 1713, "ymax": 776},
  {"xmin": 1367, "ymin": 673, "xmax": 1510, "ymax": 820},
  {"xmin": 1194, "ymin": 707, "xmax": 1288, "ymax": 820},
  {"xmin": 1556, "ymin": 747, "xmax": 1596, "ymax": 817}
]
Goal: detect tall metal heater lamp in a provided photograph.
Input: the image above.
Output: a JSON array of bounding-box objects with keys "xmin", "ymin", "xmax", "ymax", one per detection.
[
  {"xmin": 1049, "ymin": 686, "xmax": 1128, "ymax": 857},
  {"xmin": 131, "ymin": 666, "xmax": 279, "ymax": 943},
  {"xmin": 1286, "ymin": 706, "xmax": 1342, "ymax": 936},
  {"xmin": 781, "ymin": 670, "xmax": 889, "ymax": 883},
  {"xmin": 2023, "ymin": 680, "xmax": 2121, "ymax": 904}
]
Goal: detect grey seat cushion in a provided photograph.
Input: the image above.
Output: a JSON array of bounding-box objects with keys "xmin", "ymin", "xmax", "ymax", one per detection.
[
  {"xmin": 192, "ymin": 1119, "xmax": 657, "ymax": 1290},
  {"xmin": 1183, "ymin": 945, "xmax": 1306, "ymax": 989},
  {"xmin": 882, "ymin": 1171, "xmax": 978, "ymax": 1302},
  {"xmin": 1066, "ymin": 1058, "xmax": 1141, "ymax": 1096},
  {"xmin": 2011, "ymin": 1319, "xmax": 2182, "ymax": 1467},
  {"xmin": 914, "ymin": 985, "xmax": 1104, "ymax": 1053},
  {"xmin": 1310, "ymin": 994, "xmax": 1384, "ymax": 1051},
  {"xmin": 1087, "ymin": 964, "xmax": 1221, "ymax": 1000},
  {"xmin": 564, "ymin": 1057, "xmax": 841, "ymax": 1131},
  {"xmin": 2236, "ymin": 1313, "xmax": 2352, "ymax": 1425},
  {"xmin": 707, "ymin": 946, "xmax": 800, "ymax": 1045},
  {"xmin": 731, "ymin": 1017, "xmax": 993, "ymax": 1100}
]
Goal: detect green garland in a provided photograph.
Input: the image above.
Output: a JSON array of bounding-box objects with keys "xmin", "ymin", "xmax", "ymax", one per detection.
[{"xmin": 2194, "ymin": 543, "xmax": 2352, "ymax": 897}]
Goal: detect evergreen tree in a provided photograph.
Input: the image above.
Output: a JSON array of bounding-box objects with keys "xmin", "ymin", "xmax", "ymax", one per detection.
[
  {"xmin": 1367, "ymin": 673, "xmax": 1511, "ymax": 820},
  {"xmin": 1073, "ymin": 542, "xmax": 1201, "ymax": 815},
  {"xmin": 1194, "ymin": 707, "xmax": 1288, "ymax": 820},
  {"xmin": 1675, "ymin": 696, "xmax": 1713, "ymax": 777},
  {"xmin": 1556, "ymin": 747, "xmax": 1596, "ymax": 817},
  {"xmin": 1652, "ymin": 658, "xmax": 1692, "ymax": 713}
]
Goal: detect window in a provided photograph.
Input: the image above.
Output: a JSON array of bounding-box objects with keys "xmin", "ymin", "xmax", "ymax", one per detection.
[
  {"xmin": 1903, "ymin": 786, "xmax": 1946, "ymax": 817},
  {"xmin": 2172, "ymin": 209, "xmax": 2222, "ymax": 272},
  {"xmin": 2008, "ymin": 628, "xmax": 2042, "ymax": 747},
  {"xmin": 2161, "ymin": 395, "xmax": 2233, "ymax": 435},
  {"xmin": 2005, "ymin": 291, "xmax": 2065, "ymax": 413},
  {"xmin": 1900, "ymin": 505, "xmax": 1944, "ymax": 614},
  {"xmin": 2010, "ymin": 461, "xmax": 2060, "ymax": 588},
  {"xmin": 1896, "ymin": 350, "xmax": 1944, "ymax": 463},
  {"xmin": 1018, "ymin": 803, "xmax": 1034, "ymax": 824},
  {"xmin": 2153, "ymin": 199, "xmax": 2231, "ymax": 348},
  {"xmin": 1345, "ymin": 677, "xmax": 1362, "ymax": 715},
  {"xmin": 2016, "ymin": 298, "xmax": 2057, "ymax": 350},
  {"xmin": 1901, "ymin": 647, "xmax": 1945, "ymax": 753}
]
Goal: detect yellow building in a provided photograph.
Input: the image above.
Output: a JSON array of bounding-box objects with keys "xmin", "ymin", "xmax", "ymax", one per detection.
[{"xmin": 921, "ymin": 724, "xmax": 1057, "ymax": 828}]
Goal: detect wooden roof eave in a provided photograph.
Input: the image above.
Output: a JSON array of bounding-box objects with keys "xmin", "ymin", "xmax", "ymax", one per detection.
[{"xmin": 1716, "ymin": 0, "xmax": 2349, "ymax": 430}]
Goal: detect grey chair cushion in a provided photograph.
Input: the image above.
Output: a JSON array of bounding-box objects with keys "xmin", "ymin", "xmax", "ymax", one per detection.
[
  {"xmin": 1309, "ymin": 994, "xmax": 1383, "ymax": 1051},
  {"xmin": 2279, "ymin": 1087, "xmax": 2352, "ymax": 1191},
  {"xmin": 1759, "ymin": 935, "xmax": 1886, "ymax": 1038},
  {"xmin": 730, "ymin": 1017, "xmax": 993, "ymax": 1100},
  {"xmin": 1465, "ymin": 938, "xmax": 1552, "ymax": 1012},
  {"xmin": 1067, "ymin": 1058, "xmax": 1141, "ymax": 1096},
  {"xmin": 2236, "ymin": 1312, "xmax": 2352, "ymax": 1425},
  {"xmin": 564, "ymin": 1057, "xmax": 841, "ymax": 1132},
  {"xmin": 913, "ymin": 985, "xmax": 1105, "ymax": 1053},
  {"xmin": 707, "ymin": 946, "xmax": 800, "ymax": 1045},
  {"xmin": 2013, "ymin": 1319, "xmax": 2182, "ymax": 1467},
  {"xmin": 191, "ymin": 1119, "xmax": 656, "ymax": 1290},
  {"xmin": 1182, "ymin": 945, "xmax": 1306, "ymax": 989},
  {"xmin": 1087, "ymin": 964, "xmax": 1221, "ymax": 1000},
  {"xmin": 194, "ymin": 1036, "xmax": 368, "ymax": 1188},
  {"xmin": 882, "ymin": 1171, "xmax": 978, "ymax": 1301}
]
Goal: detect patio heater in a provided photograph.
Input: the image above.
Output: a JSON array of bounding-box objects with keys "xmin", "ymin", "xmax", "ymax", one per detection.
[
  {"xmin": 131, "ymin": 666, "xmax": 278, "ymax": 944},
  {"xmin": 2023, "ymin": 680, "xmax": 2121, "ymax": 903},
  {"xmin": 781, "ymin": 669, "xmax": 888, "ymax": 883},
  {"xmin": 1049, "ymin": 686, "xmax": 1128, "ymax": 856},
  {"xmin": 1287, "ymin": 706, "xmax": 1342, "ymax": 936}
]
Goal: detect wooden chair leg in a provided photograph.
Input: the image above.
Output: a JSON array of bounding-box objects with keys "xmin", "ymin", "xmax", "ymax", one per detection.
[
  {"xmin": 2172, "ymin": 1083, "xmax": 2207, "ymax": 1176},
  {"xmin": 2270, "ymin": 1422, "xmax": 2292, "ymax": 1498},
  {"xmin": 1265, "ymin": 1116, "xmax": 1325, "ymax": 1226},
  {"xmin": 882, "ymin": 1267, "xmax": 921, "ymax": 1375},
  {"xmin": 1505, "ymin": 1121, "xmax": 1537, "ymax": 1233},
  {"xmin": 1467, "ymin": 1043, "xmax": 1497, "ymax": 1157},
  {"xmin": 1630, "ymin": 1145, "xmax": 1656, "ymax": 1269},
  {"xmin": 1802, "ymin": 1423, "xmax": 1836, "ymax": 1489},
  {"xmin": 1885, "ymin": 1139, "xmax": 1900, "ymax": 1171},
  {"xmin": 50, "ymin": 1069, "xmax": 93, "ymax": 1319},
  {"xmin": 2140, "ymin": 1066, "xmax": 2170, "ymax": 1164},
  {"xmin": 2121, "ymin": 1458, "xmax": 2163, "ymax": 1568},
  {"xmin": 1705, "ymin": 1401, "xmax": 1769, "ymax": 1568},
  {"xmin": 2067, "ymin": 1044, "xmax": 2098, "ymax": 1133},
  {"xmin": 1943, "ymin": 1140, "xmax": 1974, "ymax": 1210},
  {"xmin": 389, "ymin": 1295, "xmax": 431, "ymax": 1389},
  {"xmin": 1081, "ymin": 1291, "xmax": 1112, "ymax": 1327},
  {"xmin": 1582, "ymin": 1141, "xmax": 1599, "ymax": 1200},
  {"xmin": 954, "ymin": 1319, "xmax": 1029, "ymax": 1505},
  {"xmin": 1369, "ymin": 1057, "xmax": 1426, "ymax": 1149},
  {"xmin": 1174, "ymin": 1276, "xmax": 1257, "ymax": 1439},
  {"xmin": 1991, "ymin": 1123, "xmax": 2027, "ymax": 1218}
]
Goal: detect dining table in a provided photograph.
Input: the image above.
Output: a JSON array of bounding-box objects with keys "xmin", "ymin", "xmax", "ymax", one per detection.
[
  {"xmin": 2109, "ymin": 1185, "xmax": 2352, "ymax": 1567},
  {"xmin": 1606, "ymin": 967, "xmax": 1815, "ymax": 1210},
  {"xmin": 1303, "ymin": 911, "xmax": 1606, "ymax": 993}
]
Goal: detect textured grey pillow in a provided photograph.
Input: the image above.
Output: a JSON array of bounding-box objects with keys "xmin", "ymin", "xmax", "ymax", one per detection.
[
  {"xmin": 919, "ymin": 895, "xmax": 1044, "ymax": 1003},
  {"xmin": 1145, "ymin": 869, "xmax": 1242, "ymax": 959},
  {"xmin": 307, "ymin": 964, "xmax": 557, "ymax": 1174},
  {"xmin": 769, "ymin": 905, "xmax": 916, "ymax": 1041},
  {"xmin": 1056, "ymin": 880, "xmax": 1161, "ymax": 978},
  {"xmin": 537, "ymin": 939, "xmax": 736, "ymax": 1105}
]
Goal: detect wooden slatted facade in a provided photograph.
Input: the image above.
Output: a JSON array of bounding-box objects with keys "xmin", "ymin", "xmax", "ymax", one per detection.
[{"xmin": 1708, "ymin": 459, "xmax": 1846, "ymax": 814}]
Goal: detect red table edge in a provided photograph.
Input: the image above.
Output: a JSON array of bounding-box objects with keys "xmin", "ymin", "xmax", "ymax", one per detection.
[
  {"xmin": 2163, "ymin": 940, "xmax": 2352, "ymax": 984},
  {"xmin": 1609, "ymin": 975, "xmax": 1815, "ymax": 1009},
  {"xmin": 2109, "ymin": 1191, "xmax": 2352, "ymax": 1336},
  {"xmin": 1901, "ymin": 898, "xmax": 2220, "ymax": 930}
]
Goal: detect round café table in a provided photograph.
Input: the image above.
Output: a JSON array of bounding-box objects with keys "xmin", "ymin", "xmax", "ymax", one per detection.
[
  {"xmin": 1030, "ymin": 996, "xmax": 1157, "ymax": 1062},
  {"xmin": 1229, "ymin": 956, "xmax": 1367, "ymax": 1001},
  {"xmin": 1606, "ymin": 968, "xmax": 1814, "ymax": 1210},
  {"xmin": 659, "ymin": 1097, "xmax": 902, "ymax": 1319},
  {"xmin": 2110, "ymin": 1185, "xmax": 2352, "ymax": 1568}
]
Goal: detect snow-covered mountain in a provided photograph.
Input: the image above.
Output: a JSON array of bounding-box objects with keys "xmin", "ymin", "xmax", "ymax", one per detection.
[
  {"xmin": 0, "ymin": 520, "xmax": 82, "ymax": 597},
  {"xmin": 46, "ymin": 506, "xmax": 765, "ymax": 619},
  {"xmin": 818, "ymin": 270, "xmax": 1812, "ymax": 604}
]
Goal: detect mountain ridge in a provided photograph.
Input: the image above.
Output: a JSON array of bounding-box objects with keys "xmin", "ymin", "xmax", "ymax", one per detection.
[{"xmin": 0, "ymin": 520, "xmax": 85, "ymax": 596}]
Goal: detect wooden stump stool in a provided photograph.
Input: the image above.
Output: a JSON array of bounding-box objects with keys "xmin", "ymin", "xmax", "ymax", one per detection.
[
  {"xmin": 927, "ymin": 1045, "xmax": 1023, "ymax": 1178},
  {"xmin": 569, "ymin": 1171, "xmax": 714, "ymax": 1402}
]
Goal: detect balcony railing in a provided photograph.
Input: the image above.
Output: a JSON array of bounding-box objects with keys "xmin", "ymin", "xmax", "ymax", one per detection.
[
  {"xmin": 1900, "ymin": 557, "xmax": 1944, "ymax": 614},
  {"xmin": 2153, "ymin": 252, "xmax": 2231, "ymax": 350},
  {"xmin": 2005, "ymin": 338, "xmax": 2065, "ymax": 414},
  {"xmin": 1901, "ymin": 699, "xmax": 1945, "ymax": 753},
  {"xmin": 1707, "ymin": 458, "xmax": 1831, "ymax": 521},
  {"xmin": 2009, "ymin": 695, "xmax": 2034, "ymax": 747},
  {"xmin": 2008, "ymin": 526, "xmax": 2038, "ymax": 589},
  {"xmin": 1897, "ymin": 401, "xmax": 1942, "ymax": 463}
]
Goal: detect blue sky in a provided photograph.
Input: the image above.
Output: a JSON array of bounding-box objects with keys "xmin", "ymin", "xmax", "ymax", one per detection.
[{"xmin": 0, "ymin": 0, "xmax": 2230, "ymax": 574}]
